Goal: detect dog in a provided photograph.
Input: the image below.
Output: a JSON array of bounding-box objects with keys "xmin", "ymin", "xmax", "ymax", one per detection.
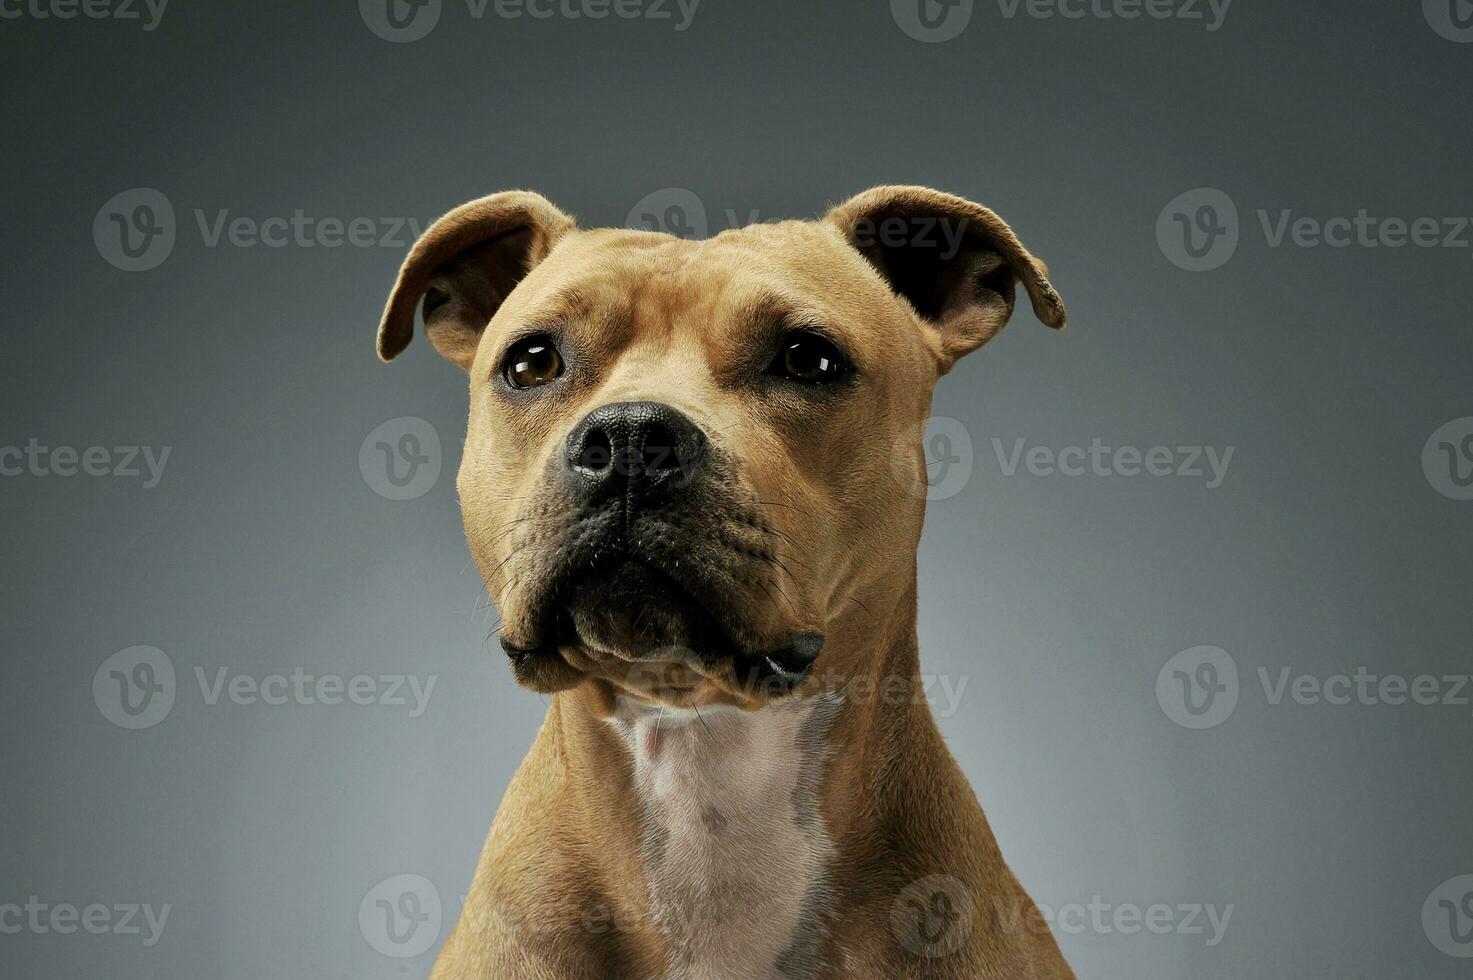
[{"xmin": 375, "ymin": 185, "xmax": 1073, "ymax": 979}]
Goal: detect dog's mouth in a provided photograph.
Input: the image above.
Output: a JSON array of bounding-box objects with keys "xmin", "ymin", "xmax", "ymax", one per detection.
[{"xmin": 501, "ymin": 550, "xmax": 823, "ymax": 701}]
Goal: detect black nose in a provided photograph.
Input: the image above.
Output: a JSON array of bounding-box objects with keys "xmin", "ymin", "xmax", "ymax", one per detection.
[{"xmin": 564, "ymin": 401, "xmax": 707, "ymax": 504}]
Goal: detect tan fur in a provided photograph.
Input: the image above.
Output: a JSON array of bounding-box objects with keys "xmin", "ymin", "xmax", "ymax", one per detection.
[{"xmin": 376, "ymin": 187, "xmax": 1073, "ymax": 978}]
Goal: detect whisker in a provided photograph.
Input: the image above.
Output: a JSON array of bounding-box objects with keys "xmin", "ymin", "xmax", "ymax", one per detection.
[
  {"xmin": 767, "ymin": 579, "xmax": 800, "ymax": 617},
  {"xmin": 760, "ymin": 524, "xmax": 799, "ymax": 548},
  {"xmin": 488, "ymin": 548, "xmax": 521, "ymax": 583},
  {"xmin": 764, "ymin": 554, "xmax": 802, "ymax": 591}
]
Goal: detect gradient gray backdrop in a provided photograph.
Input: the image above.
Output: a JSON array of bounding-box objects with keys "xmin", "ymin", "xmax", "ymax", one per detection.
[{"xmin": 3, "ymin": 1, "xmax": 1471, "ymax": 977}]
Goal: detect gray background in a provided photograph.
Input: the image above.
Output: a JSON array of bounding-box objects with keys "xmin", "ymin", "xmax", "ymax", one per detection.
[{"xmin": 2, "ymin": 0, "xmax": 1471, "ymax": 977}]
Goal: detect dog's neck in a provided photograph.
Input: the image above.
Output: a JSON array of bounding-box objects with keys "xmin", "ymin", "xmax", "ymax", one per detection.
[
  {"xmin": 550, "ymin": 582, "xmax": 956, "ymax": 976},
  {"xmin": 601, "ymin": 692, "xmax": 844, "ymax": 978}
]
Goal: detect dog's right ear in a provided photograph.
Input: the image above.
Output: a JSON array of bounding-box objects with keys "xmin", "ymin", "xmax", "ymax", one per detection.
[
  {"xmin": 376, "ymin": 191, "xmax": 576, "ymax": 369},
  {"xmin": 825, "ymin": 186, "xmax": 1065, "ymax": 371}
]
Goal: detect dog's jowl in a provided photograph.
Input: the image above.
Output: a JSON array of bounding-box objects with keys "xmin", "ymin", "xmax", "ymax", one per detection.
[{"xmin": 375, "ymin": 186, "xmax": 1072, "ymax": 978}]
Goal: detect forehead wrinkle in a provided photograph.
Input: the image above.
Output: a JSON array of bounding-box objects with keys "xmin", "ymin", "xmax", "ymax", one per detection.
[{"xmin": 522, "ymin": 282, "xmax": 595, "ymax": 328}]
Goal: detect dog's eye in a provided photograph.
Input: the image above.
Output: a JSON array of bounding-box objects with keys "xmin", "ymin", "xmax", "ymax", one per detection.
[
  {"xmin": 771, "ymin": 331, "xmax": 848, "ymax": 384},
  {"xmin": 503, "ymin": 336, "xmax": 564, "ymax": 390}
]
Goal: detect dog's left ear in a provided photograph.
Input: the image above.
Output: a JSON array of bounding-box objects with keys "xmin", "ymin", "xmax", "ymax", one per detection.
[
  {"xmin": 376, "ymin": 190, "xmax": 576, "ymax": 368},
  {"xmin": 825, "ymin": 186, "xmax": 1065, "ymax": 369}
]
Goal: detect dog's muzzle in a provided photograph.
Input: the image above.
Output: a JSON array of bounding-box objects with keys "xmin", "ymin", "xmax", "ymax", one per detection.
[{"xmin": 497, "ymin": 400, "xmax": 824, "ymax": 697}]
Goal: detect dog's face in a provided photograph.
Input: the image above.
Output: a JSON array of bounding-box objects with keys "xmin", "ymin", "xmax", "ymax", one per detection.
[{"xmin": 377, "ymin": 187, "xmax": 1064, "ymax": 709}]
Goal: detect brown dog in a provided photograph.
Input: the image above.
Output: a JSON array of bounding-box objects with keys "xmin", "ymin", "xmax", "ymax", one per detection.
[{"xmin": 376, "ymin": 186, "xmax": 1073, "ymax": 979}]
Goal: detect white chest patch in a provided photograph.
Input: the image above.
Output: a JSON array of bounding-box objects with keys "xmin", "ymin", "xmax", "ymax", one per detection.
[{"xmin": 607, "ymin": 693, "xmax": 843, "ymax": 980}]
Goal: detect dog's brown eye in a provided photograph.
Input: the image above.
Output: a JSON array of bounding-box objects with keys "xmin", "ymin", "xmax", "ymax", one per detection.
[
  {"xmin": 504, "ymin": 336, "xmax": 564, "ymax": 389},
  {"xmin": 774, "ymin": 332, "xmax": 847, "ymax": 384}
]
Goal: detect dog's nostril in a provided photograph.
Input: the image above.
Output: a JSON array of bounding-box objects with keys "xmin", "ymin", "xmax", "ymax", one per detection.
[
  {"xmin": 563, "ymin": 401, "xmax": 705, "ymax": 497},
  {"xmin": 642, "ymin": 422, "xmax": 683, "ymax": 473},
  {"xmin": 578, "ymin": 429, "xmax": 613, "ymax": 472}
]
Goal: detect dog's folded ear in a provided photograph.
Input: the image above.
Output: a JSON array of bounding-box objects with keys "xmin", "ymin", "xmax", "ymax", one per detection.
[
  {"xmin": 377, "ymin": 191, "xmax": 576, "ymax": 368},
  {"xmin": 825, "ymin": 186, "xmax": 1065, "ymax": 368}
]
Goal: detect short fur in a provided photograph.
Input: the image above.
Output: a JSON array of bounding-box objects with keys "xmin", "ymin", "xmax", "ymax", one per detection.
[{"xmin": 376, "ymin": 186, "xmax": 1073, "ymax": 979}]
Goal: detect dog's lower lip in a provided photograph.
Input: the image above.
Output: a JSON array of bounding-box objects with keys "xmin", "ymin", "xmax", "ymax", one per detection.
[
  {"xmin": 499, "ymin": 635, "xmax": 554, "ymax": 664},
  {"xmin": 733, "ymin": 632, "xmax": 825, "ymax": 693}
]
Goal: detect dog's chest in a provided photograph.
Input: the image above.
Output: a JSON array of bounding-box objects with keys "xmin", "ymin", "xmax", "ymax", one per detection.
[{"xmin": 608, "ymin": 695, "xmax": 841, "ymax": 980}]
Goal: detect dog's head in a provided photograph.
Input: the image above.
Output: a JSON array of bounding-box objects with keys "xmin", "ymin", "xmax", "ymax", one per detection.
[{"xmin": 376, "ymin": 187, "xmax": 1064, "ymax": 708}]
